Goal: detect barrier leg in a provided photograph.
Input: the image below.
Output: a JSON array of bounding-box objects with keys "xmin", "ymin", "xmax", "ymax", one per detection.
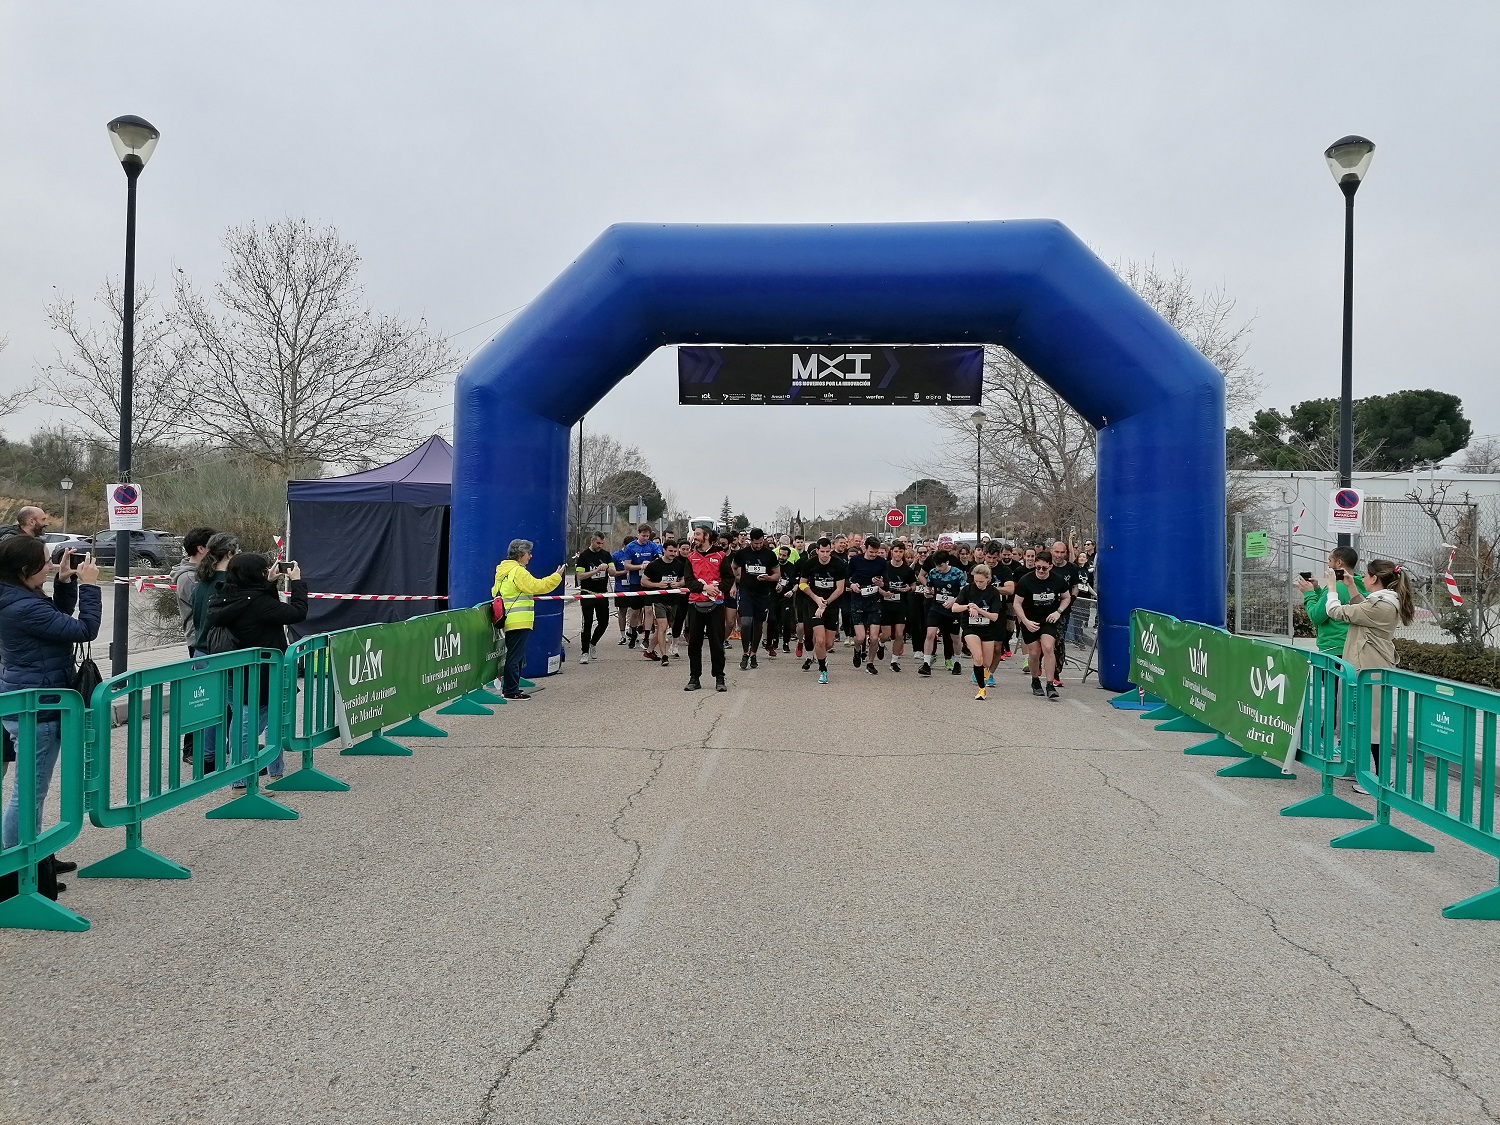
[
  {"xmin": 1217, "ymin": 755, "xmax": 1295, "ymax": 780},
  {"xmin": 266, "ymin": 754, "xmax": 350, "ymax": 792},
  {"xmin": 1156, "ymin": 714, "xmax": 1215, "ymax": 734},
  {"xmin": 387, "ymin": 714, "xmax": 447, "ymax": 738},
  {"xmin": 341, "ymin": 728, "xmax": 412, "ymax": 756},
  {"xmin": 1110, "ymin": 690, "xmax": 1161, "ymax": 710},
  {"xmin": 466, "ymin": 686, "xmax": 506, "ymax": 704},
  {"xmin": 1140, "ymin": 705, "xmax": 1182, "ymax": 722},
  {"xmin": 1184, "ymin": 735, "xmax": 1251, "ymax": 758},
  {"xmin": 1281, "ymin": 776, "xmax": 1372, "ymax": 820},
  {"xmin": 0, "ymin": 879, "xmax": 89, "ymax": 932},
  {"xmin": 1443, "ymin": 871, "xmax": 1500, "ymax": 920},
  {"xmin": 1330, "ymin": 802, "xmax": 1433, "ymax": 852},
  {"xmin": 519, "ymin": 678, "xmax": 537, "ymax": 690},
  {"xmin": 437, "ymin": 695, "xmax": 492, "ymax": 716},
  {"xmin": 79, "ymin": 822, "xmax": 191, "ymax": 880},
  {"xmin": 207, "ymin": 777, "xmax": 299, "ymax": 821}
]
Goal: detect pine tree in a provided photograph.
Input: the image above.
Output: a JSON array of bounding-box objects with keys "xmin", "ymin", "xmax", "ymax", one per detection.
[{"xmin": 719, "ymin": 495, "xmax": 733, "ymax": 530}]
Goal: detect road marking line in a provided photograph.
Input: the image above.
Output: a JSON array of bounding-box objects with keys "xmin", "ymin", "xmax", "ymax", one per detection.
[
  {"xmin": 1287, "ymin": 839, "xmax": 1383, "ymax": 896},
  {"xmin": 1183, "ymin": 771, "xmax": 1248, "ymax": 807},
  {"xmin": 608, "ymin": 820, "xmax": 685, "ymax": 950}
]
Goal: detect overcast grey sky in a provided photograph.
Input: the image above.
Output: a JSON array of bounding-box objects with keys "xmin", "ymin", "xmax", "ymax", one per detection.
[{"xmin": 3, "ymin": 2, "xmax": 1496, "ymax": 525}]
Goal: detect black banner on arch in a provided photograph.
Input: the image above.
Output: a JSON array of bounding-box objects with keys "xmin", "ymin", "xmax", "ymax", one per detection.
[{"xmin": 678, "ymin": 345, "xmax": 984, "ymax": 406}]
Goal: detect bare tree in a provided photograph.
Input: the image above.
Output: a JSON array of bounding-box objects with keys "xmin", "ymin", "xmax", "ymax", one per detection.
[
  {"xmin": 0, "ymin": 335, "xmax": 24, "ymax": 422},
  {"xmin": 1459, "ymin": 435, "xmax": 1500, "ymax": 475},
  {"xmin": 37, "ymin": 279, "xmax": 186, "ymax": 446},
  {"xmin": 568, "ymin": 426, "xmax": 652, "ymax": 547},
  {"xmin": 920, "ymin": 259, "xmax": 1263, "ymax": 538},
  {"xmin": 172, "ymin": 219, "xmax": 458, "ymax": 476}
]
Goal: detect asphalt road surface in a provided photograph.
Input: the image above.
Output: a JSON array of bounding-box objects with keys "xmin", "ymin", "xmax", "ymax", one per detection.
[{"xmin": 5, "ymin": 616, "xmax": 1500, "ymax": 1124}]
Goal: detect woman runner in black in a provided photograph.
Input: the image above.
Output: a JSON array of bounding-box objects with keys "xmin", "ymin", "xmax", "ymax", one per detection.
[{"xmin": 951, "ymin": 563, "xmax": 1010, "ymax": 700}]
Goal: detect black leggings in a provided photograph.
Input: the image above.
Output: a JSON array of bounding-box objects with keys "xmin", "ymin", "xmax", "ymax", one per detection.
[
  {"xmin": 687, "ymin": 607, "xmax": 727, "ymax": 680},
  {"xmin": 581, "ymin": 599, "xmax": 610, "ymax": 654}
]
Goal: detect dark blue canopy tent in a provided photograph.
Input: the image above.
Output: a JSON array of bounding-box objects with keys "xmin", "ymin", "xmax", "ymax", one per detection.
[{"xmin": 286, "ymin": 435, "xmax": 452, "ymax": 637}]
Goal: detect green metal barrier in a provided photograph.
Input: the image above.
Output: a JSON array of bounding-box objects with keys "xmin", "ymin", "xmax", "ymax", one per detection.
[
  {"xmin": 0, "ymin": 689, "xmax": 89, "ymax": 932},
  {"xmin": 1331, "ymin": 668, "xmax": 1500, "ymax": 919},
  {"xmin": 80, "ymin": 649, "xmax": 294, "ymax": 880},
  {"xmin": 276, "ymin": 636, "xmax": 351, "ymax": 790},
  {"xmin": 1278, "ymin": 648, "xmax": 1370, "ymax": 820}
]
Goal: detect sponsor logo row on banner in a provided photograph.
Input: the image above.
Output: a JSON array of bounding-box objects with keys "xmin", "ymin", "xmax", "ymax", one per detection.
[
  {"xmin": 330, "ymin": 608, "xmax": 504, "ymax": 742},
  {"xmin": 1130, "ymin": 610, "xmax": 1311, "ymax": 766}
]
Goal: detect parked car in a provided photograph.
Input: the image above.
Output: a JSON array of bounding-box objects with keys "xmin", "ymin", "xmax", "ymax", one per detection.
[{"xmin": 55, "ymin": 530, "xmax": 179, "ymax": 570}]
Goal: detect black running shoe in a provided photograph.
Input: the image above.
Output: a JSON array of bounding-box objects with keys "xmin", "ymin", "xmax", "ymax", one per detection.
[
  {"xmin": 715, "ymin": 676, "xmax": 727, "ymax": 693},
  {"xmin": 866, "ymin": 662, "xmax": 878, "ymax": 675},
  {"xmin": 740, "ymin": 654, "xmax": 750, "ymax": 670},
  {"xmin": 782, "ymin": 642, "xmax": 790, "ymax": 653},
  {"xmin": 802, "ymin": 658, "xmax": 814, "ymax": 671},
  {"xmin": 950, "ymin": 661, "xmax": 962, "ymax": 675},
  {"xmin": 1032, "ymin": 680, "xmax": 1045, "ymax": 697},
  {"xmin": 1046, "ymin": 685, "xmax": 1060, "ymax": 701},
  {"xmin": 627, "ymin": 630, "xmax": 638, "ymax": 650},
  {"xmin": 750, "ymin": 655, "xmax": 758, "ymax": 669},
  {"xmin": 618, "ymin": 634, "xmax": 628, "ymax": 646},
  {"xmin": 685, "ymin": 679, "xmax": 701, "ymax": 691},
  {"xmin": 918, "ymin": 663, "xmax": 932, "ymax": 677},
  {"xmin": 853, "ymin": 647, "xmax": 863, "ymax": 668}
]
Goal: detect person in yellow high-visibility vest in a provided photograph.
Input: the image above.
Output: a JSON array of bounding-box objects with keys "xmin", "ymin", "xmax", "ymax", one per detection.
[{"xmin": 492, "ymin": 539, "xmax": 563, "ymax": 699}]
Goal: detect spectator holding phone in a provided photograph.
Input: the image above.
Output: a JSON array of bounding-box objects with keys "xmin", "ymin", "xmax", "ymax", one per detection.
[
  {"xmin": 0, "ymin": 538, "xmax": 100, "ymax": 877},
  {"xmin": 1295, "ymin": 547, "xmax": 1366, "ymax": 657},
  {"xmin": 206, "ymin": 553, "xmax": 307, "ymax": 784}
]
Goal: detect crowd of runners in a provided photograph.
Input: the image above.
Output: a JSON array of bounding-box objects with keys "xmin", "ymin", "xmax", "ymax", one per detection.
[{"xmin": 569, "ymin": 525, "xmax": 1097, "ymax": 698}]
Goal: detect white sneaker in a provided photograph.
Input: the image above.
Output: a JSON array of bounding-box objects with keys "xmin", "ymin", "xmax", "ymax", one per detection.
[
  {"xmin": 579, "ymin": 653, "xmax": 591, "ymax": 665},
  {"xmin": 1351, "ymin": 780, "xmax": 1371, "ymax": 796}
]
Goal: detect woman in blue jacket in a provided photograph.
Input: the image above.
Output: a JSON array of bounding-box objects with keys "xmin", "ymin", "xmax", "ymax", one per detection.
[{"xmin": 0, "ymin": 536, "xmax": 102, "ymax": 855}]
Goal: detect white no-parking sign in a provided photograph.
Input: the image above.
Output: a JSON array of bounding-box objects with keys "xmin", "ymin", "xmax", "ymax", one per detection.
[
  {"xmin": 1328, "ymin": 487, "xmax": 1363, "ymax": 534},
  {"xmin": 108, "ymin": 482, "xmax": 144, "ymax": 531}
]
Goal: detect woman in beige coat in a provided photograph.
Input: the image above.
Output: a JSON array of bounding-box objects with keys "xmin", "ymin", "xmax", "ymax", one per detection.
[{"xmin": 1324, "ymin": 558, "xmax": 1415, "ymax": 794}]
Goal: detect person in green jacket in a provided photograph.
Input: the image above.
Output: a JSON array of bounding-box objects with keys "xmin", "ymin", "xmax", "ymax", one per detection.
[{"xmin": 1295, "ymin": 546, "xmax": 1366, "ymax": 656}]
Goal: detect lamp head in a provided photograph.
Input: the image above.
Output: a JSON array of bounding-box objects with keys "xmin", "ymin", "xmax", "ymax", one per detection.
[
  {"xmin": 970, "ymin": 409, "xmax": 988, "ymax": 428},
  {"xmin": 108, "ymin": 115, "xmax": 160, "ymax": 169},
  {"xmin": 60, "ymin": 477, "xmax": 74, "ymax": 491},
  {"xmin": 1324, "ymin": 135, "xmax": 1374, "ymax": 189}
]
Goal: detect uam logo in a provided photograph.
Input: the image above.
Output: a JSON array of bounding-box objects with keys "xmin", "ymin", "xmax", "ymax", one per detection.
[
  {"xmin": 348, "ymin": 638, "xmax": 384, "ymax": 684},
  {"xmin": 1139, "ymin": 623, "xmax": 1161, "ymax": 656},
  {"xmin": 1188, "ymin": 641, "xmax": 1208, "ymax": 677},
  {"xmin": 1249, "ymin": 655, "xmax": 1287, "ymax": 705},
  {"xmin": 434, "ymin": 623, "xmax": 461, "ymax": 661}
]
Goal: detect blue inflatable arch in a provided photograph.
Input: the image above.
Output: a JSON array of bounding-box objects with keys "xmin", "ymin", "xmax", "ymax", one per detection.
[{"xmin": 452, "ymin": 221, "xmax": 1225, "ymax": 691}]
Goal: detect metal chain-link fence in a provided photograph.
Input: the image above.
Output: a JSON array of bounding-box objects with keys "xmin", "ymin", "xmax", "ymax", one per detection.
[{"xmin": 1232, "ymin": 509, "xmax": 1294, "ymax": 638}]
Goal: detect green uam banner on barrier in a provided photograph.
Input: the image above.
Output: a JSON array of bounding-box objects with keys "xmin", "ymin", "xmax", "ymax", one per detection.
[
  {"xmin": 329, "ymin": 608, "xmax": 504, "ymax": 742},
  {"xmin": 1131, "ymin": 610, "xmax": 1310, "ymax": 765}
]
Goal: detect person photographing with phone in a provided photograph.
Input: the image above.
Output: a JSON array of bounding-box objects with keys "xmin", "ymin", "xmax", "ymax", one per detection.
[
  {"xmin": 1295, "ymin": 547, "xmax": 1366, "ymax": 658},
  {"xmin": 0, "ymin": 540, "xmax": 101, "ymax": 883}
]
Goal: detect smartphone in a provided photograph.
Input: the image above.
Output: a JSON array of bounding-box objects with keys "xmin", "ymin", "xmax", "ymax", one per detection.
[
  {"xmin": 1299, "ymin": 571, "xmax": 1313, "ymax": 581},
  {"xmin": 1334, "ymin": 569, "xmax": 1345, "ymax": 581},
  {"xmin": 276, "ymin": 560, "xmax": 294, "ymax": 574}
]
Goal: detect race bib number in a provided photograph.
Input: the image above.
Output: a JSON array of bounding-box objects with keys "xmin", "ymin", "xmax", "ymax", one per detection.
[
  {"xmin": 939, "ymin": 594, "xmax": 955, "ymax": 607},
  {"xmin": 861, "ymin": 585, "xmax": 879, "ymax": 596},
  {"xmin": 968, "ymin": 609, "xmax": 984, "ymax": 625},
  {"xmin": 747, "ymin": 565, "xmax": 765, "ymax": 575},
  {"xmin": 883, "ymin": 591, "xmax": 901, "ymax": 601}
]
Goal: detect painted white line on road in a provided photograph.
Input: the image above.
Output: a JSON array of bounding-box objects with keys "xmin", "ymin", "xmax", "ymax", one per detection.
[
  {"xmin": 608, "ymin": 820, "xmax": 685, "ymax": 950},
  {"xmin": 1287, "ymin": 839, "xmax": 1383, "ymax": 896},
  {"xmin": 1183, "ymin": 771, "xmax": 1248, "ymax": 808},
  {"xmin": 1066, "ymin": 698, "xmax": 1092, "ymax": 716},
  {"xmin": 697, "ymin": 746, "xmax": 724, "ymax": 789}
]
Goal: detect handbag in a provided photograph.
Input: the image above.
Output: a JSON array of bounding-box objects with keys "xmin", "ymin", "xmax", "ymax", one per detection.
[
  {"xmin": 71, "ymin": 644, "xmax": 104, "ymax": 705},
  {"xmin": 203, "ymin": 625, "xmax": 240, "ymax": 654}
]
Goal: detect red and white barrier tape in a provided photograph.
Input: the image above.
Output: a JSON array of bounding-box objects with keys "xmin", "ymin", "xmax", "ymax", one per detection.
[{"xmin": 128, "ymin": 578, "xmax": 446, "ymax": 601}]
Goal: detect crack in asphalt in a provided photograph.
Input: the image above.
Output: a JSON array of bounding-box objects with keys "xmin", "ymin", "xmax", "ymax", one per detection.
[
  {"xmin": 1081, "ymin": 760, "xmax": 1499, "ymax": 1124},
  {"xmin": 475, "ymin": 713, "xmax": 724, "ymax": 1123}
]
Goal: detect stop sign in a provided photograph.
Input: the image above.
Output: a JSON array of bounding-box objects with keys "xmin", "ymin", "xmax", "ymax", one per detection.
[{"xmin": 885, "ymin": 508, "xmax": 905, "ymax": 528}]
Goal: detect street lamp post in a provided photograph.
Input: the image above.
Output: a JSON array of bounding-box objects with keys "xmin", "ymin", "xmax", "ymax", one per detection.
[
  {"xmin": 970, "ymin": 410, "xmax": 987, "ymax": 540},
  {"xmin": 60, "ymin": 477, "xmax": 74, "ymax": 534},
  {"xmin": 107, "ymin": 114, "xmax": 160, "ymax": 675},
  {"xmin": 1325, "ymin": 134, "xmax": 1375, "ymax": 548}
]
